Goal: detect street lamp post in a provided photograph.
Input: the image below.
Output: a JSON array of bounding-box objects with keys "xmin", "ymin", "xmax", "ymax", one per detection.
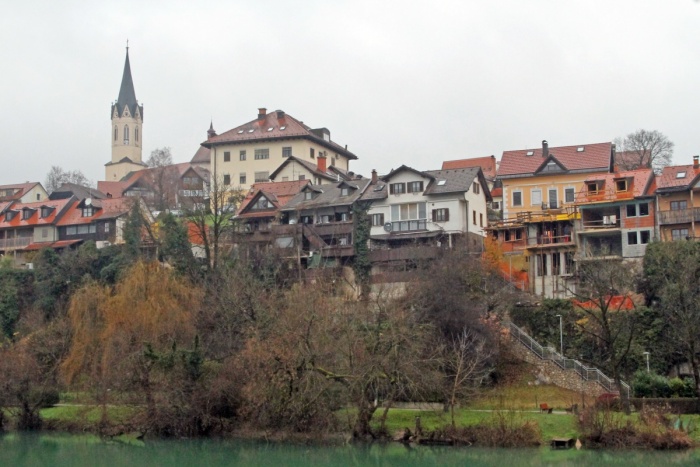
[
  {"xmin": 643, "ymin": 351, "xmax": 650, "ymax": 373},
  {"xmin": 556, "ymin": 314, "xmax": 563, "ymax": 356}
]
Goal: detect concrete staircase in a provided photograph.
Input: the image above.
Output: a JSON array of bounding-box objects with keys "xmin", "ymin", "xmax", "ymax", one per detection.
[{"xmin": 506, "ymin": 321, "xmax": 630, "ymax": 398}]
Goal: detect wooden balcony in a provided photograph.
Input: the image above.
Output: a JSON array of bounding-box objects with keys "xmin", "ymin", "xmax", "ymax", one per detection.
[
  {"xmin": 657, "ymin": 207, "xmax": 700, "ymax": 225},
  {"xmin": 368, "ymin": 246, "xmax": 442, "ymax": 262}
]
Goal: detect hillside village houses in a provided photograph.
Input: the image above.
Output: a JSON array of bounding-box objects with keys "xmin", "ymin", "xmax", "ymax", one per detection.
[{"xmin": 3, "ymin": 47, "xmax": 700, "ymax": 299}]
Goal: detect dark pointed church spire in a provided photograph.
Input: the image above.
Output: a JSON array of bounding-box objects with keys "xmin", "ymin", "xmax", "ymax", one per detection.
[
  {"xmin": 114, "ymin": 45, "xmax": 142, "ymax": 119},
  {"xmin": 207, "ymin": 120, "xmax": 217, "ymax": 139}
]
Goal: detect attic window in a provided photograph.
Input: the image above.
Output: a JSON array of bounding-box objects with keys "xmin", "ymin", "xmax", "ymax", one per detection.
[
  {"xmin": 587, "ymin": 182, "xmax": 599, "ymax": 194},
  {"xmin": 304, "ymin": 191, "xmax": 315, "ymax": 200},
  {"xmin": 577, "ymin": 146, "xmax": 585, "ymax": 152},
  {"xmin": 267, "ymin": 127, "xmax": 274, "ymax": 132},
  {"xmin": 341, "ymin": 187, "xmax": 350, "ymax": 196},
  {"xmin": 238, "ymin": 130, "xmax": 244, "ymax": 134},
  {"xmin": 280, "ymin": 126, "xmax": 286, "ymax": 130},
  {"xmin": 616, "ymin": 179, "xmax": 628, "ymax": 192},
  {"xmin": 677, "ymin": 171, "xmax": 687, "ymax": 179},
  {"xmin": 437, "ymin": 180, "xmax": 447, "ymax": 186},
  {"xmin": 526, "ymin": 151, "xmax": 534, "ymax": 156},
  {"xmin": 248, "ymin": 129, "xmax": 254, "ymax": 133},
  {"xmin": 373, "ymin": 185, "xmax": 385, "ymax": 192}
]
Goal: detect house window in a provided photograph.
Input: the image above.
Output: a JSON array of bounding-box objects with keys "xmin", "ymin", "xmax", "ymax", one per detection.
[
  {"xmin": 536, "ymin": 254, "xmax": 548, "ymax": 277},
  {"xmin": 628, "ymin": 232, "xmax": 638, "ymax": 245},
  {"xmin": 552, "ymin": 253, "xmax": 561, "ymax": 276},
  {"xmin": 318, "ymin": 215, "xmax": 332, "ymax": 224},
  {"xmin": 41, "ymin": 207, "xmax": 52, "ymax": 218},
  {"xmin": 672, "ymin": 228, "xmax": 689, "ymax": 241},
  {"xmin": 239, "ymin": 173, "xmax": 246, "ymax": 185},
  {"xmin": 626, "ymin": 204, "xmax": 636, "ymax": 217},
  {"xmin": 565, "ymin": 187, "xmax": 575, "ymax": 203},
  {"xmin": 587, "ymin": 182, "xmax": 599, "ymax": 194},
  {"xmin": 548, "ymin": 189, "xmax": 558, "ymax": 209},
  {"xmin": 223, "ymin": 174, "xmax": 231, "ymax": 186},
  {"xmin": 304, "ymin": 191, "xmax": 314, "ymax": 200},
  {"xmin": 371, "ymin": 213, "xmax": 384, "ymax": 226},
  {"xmin": 336, "ymin": 212, "xmax": 350, "ymax": 222},
  {"xmin": 616, "ymin": 180, "xmax": 628, "ymax": 192},
  {"xmin": 531, "ymin": 189, "xmax": 542, "ymax": 206},
  {"xmin": 114, "ymin": 126, "xmax": 118, "ymax": 141},
  {"xmin": 66, "ymin": 226, "xmax": 77, "ymax": 235},
  {"xmin": 77, "ymin": 225, "xmax": 89, "ymax": 234},
  {"xmin": 512, "ymin": 190, "xmax": 522, "ymax": 207},
  {"xmin": 639, "ymin": 203, "xmax": 649, "ymax": 216},
  {"xmin": 82, "ymin": 207, "xmax": 94, "ymax": 217},
  {"xmin": 331, "ymin": 157, "xmax": 336, "ymax": 166},
  {"xmin": 41, "ymin": 228, "xmax": 48, "ymax": 238},
  {"xmin": 255, "ymin": 197, "xmax": 272, "ymax": 209},
  {"xmin": 480, "ymin": 213, "xmax": 484, "ymax": 227},
  {"xmin": 492, "ymin": 201, "xmax": 500, "ymax": 210},
  {"xmin": 515, "ymin": 229, "xmax": 523, "ymax": 240},
  {"xmin": 282, "ymin": 147, "xmax": 292, "ymax": 157},
  {"xmin": 254, "ymin": 171, "xmax": 269, "ymax": 183},
  {"xmin": 254, "ymin": 149, "xmax": 269, "ymax": 160},
  {"xmin": 640, "ymin": 230, "xmax": 651, "ymax": 244},
  {"xmin": 123, "ymin": 125, "xmax": 129, "ymax": 144},
  {"xmin": 240, "ymin": 150, "xmax": 246, "ymax": 161},
  {"xmin": 298, "ymin": 175, "xmax": 305, "ymax": 180},
  {"xmin": 301, "ymin": 215, "xmax": 314, "ymax": 224},
  {"xmin": 433, "ymin": 208, "xmax": 449, "ymax": 222},
  {"xmin": 282, "ymin": 176, "xmax": 289, "ymax": 182},
  {"xmin": 224, "ymin": 151, "xmax": 231, "ymax": 162},
  {"xmin": 340, "ymin": 187, "xmax": 350, "ymax": 196},
  {"xmin": 390, "ymin": 202, "xmax": 427, "ymax": 231},
  {"xmin": 22, "ymin": 210, "xmax": 33, "ymax": 220},
  {"xmin": 310, "ymin": 148, "xmax": 315, "ymax": 159},
  {"xmin": 473, "ymin": 210, "xmax": 477, "ymax": 225},
  {"xmin": 473, "ymin": 182, "xmax": 480, "ymax": 195},
  {"xmin": 390, "ymin": 183, "xmax": 406, "ymax": 194},
  {"xmin": 135, "ymin": 126, "xmax": 139, "ymax": 142},
  {"xmin": 671, "ymin": 200, "xmax": 688, "ymax": 210},
  {"xmin": 105, "ymin": 222, "xmax": 110, "ymax": 233},
  {"xmin": 407, "ymin": 181, "xmax": 424, "ymax": 193}
]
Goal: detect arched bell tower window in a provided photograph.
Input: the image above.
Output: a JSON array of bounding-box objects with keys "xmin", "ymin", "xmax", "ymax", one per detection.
[
  {"xmin": 123, "ymin": 125, "xmax": 129, "ymax": 145},
  {"xmin": 114, "ymin": 126, "xmax": 118, "ymax": 141},
  {"xmin": 135, "ymin": 126, "xmax": 139, "ymax": 143}
]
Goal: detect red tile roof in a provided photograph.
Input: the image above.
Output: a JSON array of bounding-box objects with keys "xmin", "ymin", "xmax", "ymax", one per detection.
[
  {"xmin": 656, "ymin": 164, "xmax": 700, "ymax": 191},
  {"xmin": 442, "ymin": 156, "xmax": 497, "ymax": 179},
  {"xmin": 24, "ymin": 239, "xmax": 82, "ymax": 251},
  {"xmin": 237, "ymin": 180, "xmax": 310, "ymax": 216},
  {"xmin": 0, "ymin": 182, "xmax": 41, "ymax": 201},
  {"xmin": 0, "ymin": 198, "xmax": 73, "ymax": 228},
  {"xmin": 498, "ymin": 142, "xmax": 613, "ymax": 177},
  {"xmin": 584, "ymin": 168, "xmax": 655, "ymax": 198},
  {"xmin": 191, "ymin": 145, "xmax": 211, "ymax": 164},
  {"xmin": 203, "ymin": 110, "xmax": 357, "ymax": 160},
  {"xmin": 490, "ymin": 187, "xmax": 503, "ymax": 197},
  {"xmin": 56, "ymin": 198, "xmax": 131, "ymax": 226}
]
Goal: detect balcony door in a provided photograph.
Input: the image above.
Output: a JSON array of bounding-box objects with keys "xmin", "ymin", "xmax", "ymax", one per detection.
[{"xmin": 548, "ymin": 189, "xmax": 558, "ymax": 209}]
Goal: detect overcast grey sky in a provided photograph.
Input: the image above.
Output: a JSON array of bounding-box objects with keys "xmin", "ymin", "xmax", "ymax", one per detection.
[{"xmin": 2, "ymin": 0, "xmax": 699, "ymax": 186}]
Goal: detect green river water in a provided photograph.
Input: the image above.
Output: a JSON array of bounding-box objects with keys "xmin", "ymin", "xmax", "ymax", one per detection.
[{"xmin": 2, "ymin": 433, "xmax": 700, "ymax": 466}]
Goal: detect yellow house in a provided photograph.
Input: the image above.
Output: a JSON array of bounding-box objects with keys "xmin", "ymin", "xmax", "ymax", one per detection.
[
  {"xmin": 201, "ymin": 108, "xmax": 358, "ymax": 191},
  {"xmin": 492, "ymin": 140, "xmax": 614, "ymax": 298}
]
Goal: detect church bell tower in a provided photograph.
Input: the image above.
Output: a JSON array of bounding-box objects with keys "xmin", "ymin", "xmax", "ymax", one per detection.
[{"xmin": 106, "ymin": 46, "xmax": 146, "ymax": 181}]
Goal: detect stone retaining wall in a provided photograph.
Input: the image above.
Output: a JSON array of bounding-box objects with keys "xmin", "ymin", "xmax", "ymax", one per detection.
[{"xmin": 508, "ymin": 338, "xmax": 608, "ymax": 397}]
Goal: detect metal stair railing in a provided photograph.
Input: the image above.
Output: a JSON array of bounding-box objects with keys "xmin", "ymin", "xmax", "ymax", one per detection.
[{"xmin": 506, "ymin": 321, "xmax": 630, "ymax": 397}]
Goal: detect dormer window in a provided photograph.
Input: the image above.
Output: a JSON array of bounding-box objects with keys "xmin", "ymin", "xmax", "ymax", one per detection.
[
  {"xmin": 22, "ymin": 209, "xmax": 35, "ymax": 220},
  {"xmin": 615, "ymin": 179, "xmax": 628, "ymax": 192},
  {"xmin": 587, "ymin": 182, "xmax": 600, "ymax": 194},
  {"xmin": 5, "ymin": 210, "xmax": 17, "ymax": 221},
  {"xmin": 340, "ymin": 187, "xmax": 350, "ymax": 197},
  {"xmin": 40, "ymin": 207, "xmax": 54, "ymax": 218},
  {"xmin": 82, "ymin": 206, "xmax": 94, "ymax": 217},
  {"xmin": 304, "ymin": 191, "xmax": 314, "ymax": 200}
]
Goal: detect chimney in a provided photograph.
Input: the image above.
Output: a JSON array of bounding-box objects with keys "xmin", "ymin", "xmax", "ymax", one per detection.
[
  {"xmin": 276, "ymin": 110, "xmax": 285, "ymax": 119},
  {"xmin": 371, "ymin": 169, "xmax": 378, "ymax": 184},
  {"xmin": 694, "ymin": 155, "xmax": 699, "ymax": 169},
  {"xmin": 542, "ymin": 140, "xmax": 549, "ymax": 159},
  {"xmin": 317, "ymin": 153, "xmax": 327, "ymax": 173},
  {"xmin": 258, "ymin": 107, "xmax": 267, "ymax": 119}
]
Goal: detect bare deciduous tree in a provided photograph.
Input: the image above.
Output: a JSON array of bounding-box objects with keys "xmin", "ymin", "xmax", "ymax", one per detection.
[
  {"xmin": 44, "ymin": 166, "xmax": 92, "ymax": 194},
  {"xmin": 615, "ymin": 129, "xmax": 674, "ymax": 173}
]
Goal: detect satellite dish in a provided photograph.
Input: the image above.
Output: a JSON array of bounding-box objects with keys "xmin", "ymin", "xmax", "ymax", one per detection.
[
  {"xmin": 85, "ymin": 198, "xmax": 92, "ymax": 206},
  {"xmin": 383, "ymin": 222, "xmax": 392, "ymax": 232}
]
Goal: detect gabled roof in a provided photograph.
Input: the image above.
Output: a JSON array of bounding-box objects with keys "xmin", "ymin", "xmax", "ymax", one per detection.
[
  {"xmin": 97, "ymin": 163, "xmax": 209, "ymax": 198},
  {"xmin": 381, "ymin": 165, "xmax": 435, "ymax": 182},
  {"xmin": 56, "ymin": 197, "xmax": 132, "ymax": 226},
  {"xmin": 237, "ymin": 180, "xmax": 310, "ymax": 216},
  {"xmin": 49, "ymin": 183, "xmax": 107, "ymax": 201},
  {"xmin": 202, "ymin": 109, "xmax": 357, "ymax": 160},
  {"xmin": 424, "ymin": 167, "xmax": 492, "ymax": 201},
  {"xmin": 442, "ymin": 155, "xmax": 497, "ymax": 180},
  {"xmin": 655, "ymin": 164, "xmax": 700, "ymax": 192},
  {"xmin": 583, "ymin": 168, "xmax": 655, "ymax": 198},
  {"xmin": 269, "ymin": 156, "xmax": 337, "ymax": 182},
  {"xmin": 282, "ymin": 178, "xmax": 371, "ymax": 212},
  {"xmin": 191, "ymin": 145, "xmax": 211, "ymax": 164},
  {"xmin": 97, "ymin": 180, "xmax": 132, "ymax": 198},
  {"xmin": 0, "ymin": 198, "xmax": 74, "ymax": 228},
  {"xmin": 0, "ymin": 182, "xmax": 42, "ymax": 201},
  {"xmin": 498, "ymin": 142, "xmax": 613, "ymax": 178}
]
